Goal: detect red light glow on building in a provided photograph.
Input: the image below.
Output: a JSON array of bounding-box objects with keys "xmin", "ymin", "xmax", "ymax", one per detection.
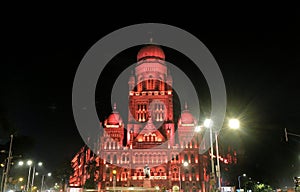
[{"xmin": 69, "ymin": 44, "xmax": 238, "ymax": 192}]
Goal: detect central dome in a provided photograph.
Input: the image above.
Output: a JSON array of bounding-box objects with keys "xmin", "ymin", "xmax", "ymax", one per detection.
[{"xmin": 137, "ymin": 45, "xmax": 165, "ymax": 61}]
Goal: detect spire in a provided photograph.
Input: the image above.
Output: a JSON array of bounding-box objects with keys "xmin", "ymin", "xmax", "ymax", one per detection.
[
  {"xmin": 149, "ymin": 37, "xmax": 153, "ymax": 43},
  {"xmin": 113, "ymin": 102, "xmax": 117, "ymax": 111},
  {"xmin": 184, "ymin": 101, "xmax": 188, "ymax": 110}
]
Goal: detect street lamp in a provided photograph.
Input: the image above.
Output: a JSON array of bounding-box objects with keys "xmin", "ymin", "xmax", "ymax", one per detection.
[
  {"xmin": 31, "ymin": 161, "xmax": 43, "ymax": 191},
  {"xmin": 41, "ymin": 172, "xmax": 51, "ymax": 192},
  {"xmin": 229, "ymin": 119, "xmax": 240, "ymax": 129},
  {"xmin": 195, "ymin": 125, "xmax": 202, "ymax": 133},
  {"xmin": 203, "ymin": 118, "xmax": 240, "ymax": 191},
  {"xmin": 238, "ymin": 174, "xmax": 246, "ymax": 189},
  {"xmin": 112, "ymin": 169, "xmax": 117, "ymax": 192},
  {"xmin": 204, "ymin": 118, "xmax": 215, "ymax": 190},
  {"xmin": 179, "ymin": 161, "xmax": 188, "ymax": 191},
  {"xmin": 26, "ymin": 160, "xmax": 33, "ymax": 192},
  {"xmin": 216, "ymin": 118, "xmax": 240, "ymax": 191},
  {"xmin": 2, "ymin": 135, "xmax": 14, "ymax": 192}
]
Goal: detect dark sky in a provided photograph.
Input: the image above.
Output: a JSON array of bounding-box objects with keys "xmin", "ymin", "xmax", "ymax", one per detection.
[{"xmin": 1, "ymin": 7, "xmax": 300, "ymax": 188}]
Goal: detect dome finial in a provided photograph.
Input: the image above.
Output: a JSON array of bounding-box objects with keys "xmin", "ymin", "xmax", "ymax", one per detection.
[
  {"xmin": 149, "ymin": 37, "xmax": 153, "ymax": 43},
  {"xmin": 113, "ymin": 102, "xmax": 117, "ymax": 110}
]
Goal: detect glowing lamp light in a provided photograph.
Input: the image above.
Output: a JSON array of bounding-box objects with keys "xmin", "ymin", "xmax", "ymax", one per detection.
[
  {"xmin": 47, "ymin": 173, "xmax": 52, "ymax": 177},
  {"xmin": 204, "ymin": 119, "xmax": 213, "ymax": 128},
  {"xmin": 18, "ymin": 161, "xmax": 24, "ymax": 166},
  {"xmin": 183, "ymin": 161, "xmax": 189, "ymax": 167},
  {"xmin": 195, "ymin": 125, "xmax": 201, "ymax": 132},
  {"xmin": 112, "ymin": 169, "xmax": 117, "ymax": 175},
  {"xmin": 38, "ymin": 162, "xmax": 43, "ymax": 166},
  {"xmin": 27, "ymin": 160, "xmax": 33, "ymax": 166},
  {"xmin": 229, "ymin": 119, "xmax": 240, "ymax": 129}
]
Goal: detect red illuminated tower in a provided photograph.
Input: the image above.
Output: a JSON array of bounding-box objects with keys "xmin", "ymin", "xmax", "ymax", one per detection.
[{"xmin": 127, "ymin": 45, "xmax": 175, "ymax": 149}]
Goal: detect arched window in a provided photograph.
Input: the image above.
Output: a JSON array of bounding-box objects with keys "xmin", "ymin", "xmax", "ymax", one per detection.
[
  {"xmin": 184, "ymin": 154, "xmax": 188, "ymax": 162},
  {"xmin": 191, "ymin": 154, "xmax": 195, "ymax": 163},
  {"xmin": 107, "ymin": 155, "xmax": 111, "ymax": 163},
  {"xmin": 191, "ymin": 167, "xmax": 195, "ymax": 174},
  {"xmin": 140, "ymin": 154, "xmax": 143, "ymax": 163},
  {"xmin": 113, "ymin": 154, "xmax": 117, "ymax": 164}
]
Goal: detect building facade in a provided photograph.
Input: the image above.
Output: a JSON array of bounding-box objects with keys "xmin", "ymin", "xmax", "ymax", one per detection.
[{"xmin": 69, "ymin": 44, "xmax": 237, "ymax": 192}]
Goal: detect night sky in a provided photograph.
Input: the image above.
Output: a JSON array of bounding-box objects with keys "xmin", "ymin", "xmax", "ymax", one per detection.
[{"xmin": 1, "ymin": 7, "xmax": 299, "ymax": 188}]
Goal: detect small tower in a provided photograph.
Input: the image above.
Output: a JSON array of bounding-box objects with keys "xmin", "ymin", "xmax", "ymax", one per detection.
[{"xmin": 103, "ymin": 103, "xmax": 124, "ymax": 148}]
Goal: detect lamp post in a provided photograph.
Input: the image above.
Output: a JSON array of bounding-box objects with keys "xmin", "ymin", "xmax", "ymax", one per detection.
[
  {"xmin": 0, "ymin": 158, "xmax": 6, "ymax": 192},
  {"xmin": 112, "ymin": 169, "xmax": 116, "ymax": 192},
  {"xmin": 204, "ymin": 119, "xmax": 215, "ymax": 191},
  {"xmin": 25, "ymin": 160, "xmax": 33, "ymax": 192},
  {"xmin": 215, "ymin": 132, "xmax": 221, "ymax": 191},
  {"xmin": 3, "ymin": 135, "xmax": 14, "ymax": 192},
  {"xmin": 203, "ymin": 118, "xmax": 240, "ymax": 192},
  {"xmin": 238, "ymin": 174, "xmax": 246, "ymax": 189},
  {"xmin": 31, "ymin": 162, "xmax": 43, "ymax": 191},
  {"xmin": 179, "ymin": 161, "xmax": 188, "ymax": 192},
  {"xmin": 40, "ymin": 172, "xmax": 51, "ymax": 192}
]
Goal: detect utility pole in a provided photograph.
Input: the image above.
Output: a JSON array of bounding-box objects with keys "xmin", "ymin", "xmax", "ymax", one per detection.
[
  {"xmin": 285, "ymin": 128, "xmax": 300, "ymax": 142},
  {"xmin": 3, "ymin": 135, "xmax": 14, "ymax": 192}
]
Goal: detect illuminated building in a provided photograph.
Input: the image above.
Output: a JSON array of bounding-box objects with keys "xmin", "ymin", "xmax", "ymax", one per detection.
[{"xmin": 69, "ymin": 44, "xmax": 237, "ymax": 192}]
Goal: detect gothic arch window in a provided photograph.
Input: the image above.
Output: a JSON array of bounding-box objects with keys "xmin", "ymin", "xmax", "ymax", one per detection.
[
  {"xmin": 184, "ymin": 154, "xmax": 188, "ymax": 162},
  {"xmin": 173, "ymin": 167, "xmax": 179, "ymax": 179},
  {"xmin": 140, "ymin": 154, "xmax": 143, "ymax": 163},
  {"xmin": 185, "ymin": 169, "xmax": 189, "ymax": 174},
  {"xmin": 113, "ymin": 154, "xmax": 117, "ymax": 164},
  {"xmin": 191, "ymin": 154, "xmax": 195, "ymax": 163},
  {"xmin": 191, "ymin": 167, "xmax": 195, "ymax": 174},
  {"xmin": 107, "ymin": 155, "xmax": 111, "ymax": 163}
]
